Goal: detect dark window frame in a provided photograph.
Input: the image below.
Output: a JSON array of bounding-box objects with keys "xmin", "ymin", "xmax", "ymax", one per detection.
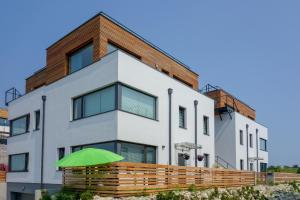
[
  {"xmin": 8, "ymin": 153, "xmax": 29, "ymax": 172},
  {"xmin": 178, "ymin": 106, "xmax": 186, "ymax": 129},
  {"xmin": 68, "ymin": 42, "xmax": 94, "ymax": 74},
  {"xmin": 240, "ymin": 159, "xmax": 244, "ymax": 170},
  {"xmin": 260, "ymin": 138, "xmax": 267, "ymax": 151},
  {"xmin": 71, "ymin": 140, "xmax": 157, "ymax": 164},
  {"xmin": 203, "ymin": 153, "xmax": 210, "ymax": 168},
  {"xmin": 239, "ymin": 130, "xmax": 244, "ymax": 145},
  {"xmin": 72, "ymin": 82, "xmax": 158, "ymax": 121},
  {"xmin": 34, "ymin": 110, "xmax": 40, "ymax": 131},
  {"xmin": 249, "ymin": 133, "xmax": 253, "ymax": 148},
  {"xmin": 9, "ymin": 114, "xmax": 30, "ymax": 137},
  {"xmin": 203, "ymin": 116, "xmax": 209, "ymax": 135}
]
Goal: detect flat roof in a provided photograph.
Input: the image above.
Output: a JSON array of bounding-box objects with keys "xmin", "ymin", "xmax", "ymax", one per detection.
[{"xmin": 46, "ymin": 11, "xmax": 198, "ymax": 76}]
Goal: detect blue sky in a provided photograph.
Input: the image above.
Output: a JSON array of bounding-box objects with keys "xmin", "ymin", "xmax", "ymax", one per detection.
[{"xmin": 0, "ymin": 1, "xmax": 299, "ymax": 166}]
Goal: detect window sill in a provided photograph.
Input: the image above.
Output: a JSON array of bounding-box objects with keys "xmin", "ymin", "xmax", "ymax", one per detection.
[
  {"xmin": 70, "ymin": 109, "xmax": 117, "ymax": 122},
  {"xmin": 33, "ymin": 129, "xmax": 40, "ymax": 132},
  {"xmin": 203, "ymin": 133, "xmax": 209, "ymax": 136},
  {"xmin": 8, "ymin": 170, "xmax": 29, "ymax": 173},
  {"xmin": 179, "ymin": 126, "xmax": 187, "ymax": 130}
]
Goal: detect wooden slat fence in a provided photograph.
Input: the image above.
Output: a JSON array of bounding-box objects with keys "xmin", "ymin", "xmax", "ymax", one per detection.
[
  {"xmin": 63, "ymin": 162, "xmax": 256, "ymax": 197},
  {"xmin": 0, "ymin": 171, "xmax": 6, "ymax": 182},
  {"xmin": 273, "ymin": 172, "xmax": 300, "ymax": 184}
]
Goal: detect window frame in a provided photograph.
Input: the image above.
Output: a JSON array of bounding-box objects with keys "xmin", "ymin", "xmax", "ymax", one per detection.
[
  {"xmin": 57, "ymin": 147, "xmax": 65, "ymax": 171},
  {"xmin": 34, "ymin": 110, "xmax": 40, "ymax": 131},
  {"xmin": 178, "ymin": 106, "xmax": 186, "ymax": 129},
  {"xmin": 249, "ymin": 133, "xmax": 253, "ymax": 148},
  {"xmin": 203, "ymin": 116, "xmax": 209, "ymax": 135},
  {"xmin": 68, "ymin": 42, "xmax": 94, "ymax": 74},
  {"xmin": 240, "ymin": 159, "xmax": 244, "ymax": 170},
  {"xmin": 120, "ymin": 84, "xmax": 157, "ymax": 121},
  {"xmin": 72, "ymin": 84, "xmax": 117, "ymax": 120},
  {"xmin": 8, "ymin": 153, "xmax": 29, "ymax": 172},
  {"xmin": 71, "ymin": 140, "xmax": 157, "ymax": 164},
  {"xmin": 260, "ymin": 138, "xmax": 267, "ymax": 151},
  {"xmin": 9, "ymin": 114, "xmax": 30, "ymax": 137},
  {"xmin": 239, "ymin": 130, "xmax": 244, "ymax": 145}
]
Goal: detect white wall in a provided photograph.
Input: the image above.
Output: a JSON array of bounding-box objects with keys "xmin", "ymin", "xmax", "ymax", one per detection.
[
  {"xmin": 215, "ymin": 111, "xmax": 268, "ymax": 172},
  {"xmin": 7, "ymin": 50, "xmax": 215, "ymax": 186},
  {"xmin": 117, "ymin": 52, "xmax": 215, "ymax": 167}
]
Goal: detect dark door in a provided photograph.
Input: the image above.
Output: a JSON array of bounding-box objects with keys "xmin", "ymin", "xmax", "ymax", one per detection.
[{"xmin": 178, "ymin": 153, "xmax": 186, "ymax": 166}]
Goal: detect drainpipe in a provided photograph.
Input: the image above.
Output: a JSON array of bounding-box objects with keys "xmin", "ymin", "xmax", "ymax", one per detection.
[
  {"xmin": 40, "ymin": 95, "xmax": 46, "ymax": 189},
  {"xmin": 194, "ymin": 100, "xmax": 198, "ymax": 167},
  {"xmin": 246, "ymin": 124, "xmax": 249, "ymax": 171},
  {"xmin": 168, "ymin": 88, "xmax": 173, "ymax": 165},
  {"xmin": 256, "ymin": 129, "xmax": 259, "ymax": 172}
]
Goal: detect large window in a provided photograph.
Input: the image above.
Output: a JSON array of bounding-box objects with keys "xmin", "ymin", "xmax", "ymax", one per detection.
[
  {"xmin": 179, "ymin": 107, "xmax": 186, "ymax": 128},
  {"xmin": 121, "ymin": 86, "xmax": 156, "ymax": 120},
  {"xmin": 73, "ymin": 85, "xmax": 116, "ymax": 120},
  {"xmin": 69, "ymin": 43, "xmax": 93, "ymax": 73},
  {"xmin": 10, "ymin": 114, "xmax": 30, "ymax": 136},
  {"xmin": 260, "ymin": 138, "xmax": 267, "ymax": 151},
  {"xmin": 203, "ymin": 116, "xmax": 209, "ymax": 135},
  {"xmin": 239, "ymin": 130, "xmax": 243, "ymax": 145},
  {"xmin": 9, "ymin": 153, "xmax": 29, "ymax": 172},
  {"xmin": 72, "ymin": 141, "xmax": 156, "ymax": 164},
  {"xmin": 260, "ymin": 163, "xmax": 267, "ymax": 172}
]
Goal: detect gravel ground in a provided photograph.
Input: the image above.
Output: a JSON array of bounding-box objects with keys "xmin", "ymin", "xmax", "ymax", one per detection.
[{"xmin": 93, "ymin": 183, "xmax": 300, "ymax": 200}]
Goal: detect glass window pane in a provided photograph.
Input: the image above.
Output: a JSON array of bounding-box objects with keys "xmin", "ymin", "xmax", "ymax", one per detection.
[
  {"xmin": 260, "ymin": 138, "xmax": 267, "ymax": 151},
  {"xmin": 73, "ymin": 98, "xmax": 82, "ymax": 120},
  {"xmin": 121, "ymin": 86, "xmax": 156, "ymax": 119},
  {"xmin": 203, "ymin": 116, "xmax": 209, "ymax": 135},
  {"xmin": 84, "ymin": 142, "xmax": 115, "ymax": 152},
  {"xmin": 11, "ymin": 116, "xmax": 28, "ymax": 136},
  {"xmin": 146, "ymin": 146, "xmax": 156, "ymax": 164},
  {"xmin": 83, "ymin": 91, "xmax": 101, "ymax": 117},
  {"xmin": 10, "ymin": 154, "xmax": 27, "ymax": 171},
  {"xmin": 69, "ymin": 44, "xmax": 93, "ymax": 73},
  {"xmin": 100, "ymin": 86, "xmax": 115, "ymax": 112},
  {"xmin": 35, "ymin": 110, "xmax": 40, "ymax": 130},
  {"xmin": 179, "ymin": 107, "xmax": 185, "ymax": 128},
  {"xmin": 120, "ymin": 143, "xmax": 145, "ymax": 163},
  {"xmin": 0, "ymin": 118, "xmax": 8, "ymax": 127}
]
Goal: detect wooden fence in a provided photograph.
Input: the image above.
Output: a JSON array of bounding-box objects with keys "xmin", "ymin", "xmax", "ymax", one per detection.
[
  {"xmin": 63, "ymin": 162, "xmax": 256, "ymax": 197},
  {"xmin": 273, "ymin": 172, "xmax": 300, "ymax": 184},
  {"xmin": 0, "ymin": 171, "xmax": 6, "ymax": 182}
]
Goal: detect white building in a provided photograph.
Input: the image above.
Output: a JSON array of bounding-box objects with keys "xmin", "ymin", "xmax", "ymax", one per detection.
[
  {"xmin": 6, "ymin": 50, "xmax": 215, "ymax": 199},
  {"xmin": 204, "ymin": 86, "xmax": 268, "ymax": 172}
]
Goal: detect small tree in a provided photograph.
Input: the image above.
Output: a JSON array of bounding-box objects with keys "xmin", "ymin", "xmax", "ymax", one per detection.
[{"xmin": 297, "ymin": 168, "xmax": 300, "ymax": 174}]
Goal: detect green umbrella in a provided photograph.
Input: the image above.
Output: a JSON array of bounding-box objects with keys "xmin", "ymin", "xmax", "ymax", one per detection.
[{"xmin": 56, "ymin": 148, "xmax": 124, "ymax": 168}]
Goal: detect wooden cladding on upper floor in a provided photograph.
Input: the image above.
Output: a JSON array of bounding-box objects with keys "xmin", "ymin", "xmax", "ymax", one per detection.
[
  {"xmin": 0, "ymin": 109, "xmax": 8, "ymax": 119},
  {"xmin": 205, "ymin": 89, "xmax": 256, "ymax": 120},
  {"xmin": 26, "ymin": 13, "xmax": 199, "ymax": 93}
]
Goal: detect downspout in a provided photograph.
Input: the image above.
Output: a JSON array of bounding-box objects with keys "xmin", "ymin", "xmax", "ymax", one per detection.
[
  {"xmin": 256, "ymin": 129, "xmax": 259, "ymax": 172},
  {"xmin": 40, "ymin": 95, "xmax": 46, "ymax": 189},
  {"xmin": 194, "ymin": 100, "xmax": 198, "ymax": 167},
  {"xmin": 168, "ymin": 88, "xmax": 173, "ymax": 165},
  {"xmin": 246, "ymin": 124, "xmax": 249, "ymax": 170}
]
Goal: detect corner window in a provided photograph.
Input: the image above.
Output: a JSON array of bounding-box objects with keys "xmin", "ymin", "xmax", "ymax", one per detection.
[
  {"xmin": 203, "ymin": 116, "xmax": 209, "ymax": 135},
  {"xmin": 179, "ymin": 107, "xmax": 186, "ymax": 128},
  {"xmin": 34, "ymin": 110, "xmax": 40, "ymax": 130},
  {"xmin": 239, "ymin": 130, "xmax": 243, "ymax": 145},
  {"xmin": 240, "ymin": 159, "xmax": 244, "ymax": 170},
  {"xmin": 10, "ymin": 114, "xmax": 30, "ymax": 136},
  {"xmin": 107, "ymin": 42, "xmax": 141, "ymax": 60},
  {"xmin": 204, "ymin": 153, "xmax": 210, "ymax": 168},
  {"xmin": 69, "ymin": 43, "xmax": 93, "ymax": 74},
  {"xmin": 9, "ymin": 153, "xmax": 29, "ymax": 172},
  {"xmin": 260, "ymin": 138, "xmax": 267, "ymax": 151},
  {"xmin": 249, "ymin": 134, "xmax": 253, "ymax": 148},
  {"xmin": 107, "ymin": 43, "xmax": 118, "ymax": 54},
  {"xmin": 121, "ymin": 85, "xmax": 156, "ymax": 120},
  {"xmin": 73, "ymin": 85, "xmax": 116, "ymax": 120}
]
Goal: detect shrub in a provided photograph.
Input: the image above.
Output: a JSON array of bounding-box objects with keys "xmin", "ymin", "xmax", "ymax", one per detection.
[
  {"xmin": 297, "ymin": 168, "xmax": 300, "ymax": 174},
  {"xmin": 40, "ymin": 191, "xmax": 51, "ymax": 200},
  {"xmin": 188, "ymin": 184, "xmax": 197, "ymax": 192},
  {"xmin": 156, "ymin": 191, "xmax": 183, "ymax": 200},
  {"xmin": 80, "ymin": 191, "xmax": 93, "ymax": 200}
]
